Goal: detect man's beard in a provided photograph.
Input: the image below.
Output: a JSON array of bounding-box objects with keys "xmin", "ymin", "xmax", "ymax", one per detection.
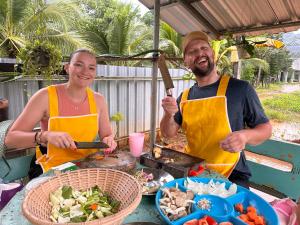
[{"xmin": 192, "ymin": 58, "xmax": 214, "ymax": 77}]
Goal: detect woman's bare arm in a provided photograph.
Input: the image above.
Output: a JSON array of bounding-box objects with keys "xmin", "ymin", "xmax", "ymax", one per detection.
[
  {"xmin": 94, "ymin": 93, "xmax": 116, "ymax": 151},
  {"xmin": 5, "ymin": 88, "xmax": 49, "ymax": 149}
]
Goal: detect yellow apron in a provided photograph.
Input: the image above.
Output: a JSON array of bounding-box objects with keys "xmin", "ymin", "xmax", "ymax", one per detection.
[
  {"xmin": 180, "ymin": 75, "xmax": 239, "ymax": 177},
  {"xmin": 36, "ymin": 86, "xmax": 99, "ymax": 173}
]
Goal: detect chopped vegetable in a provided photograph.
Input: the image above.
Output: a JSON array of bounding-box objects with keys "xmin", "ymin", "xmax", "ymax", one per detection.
[
  {"xmin": 235, "ymin": 203, "xmax": 266, "ymax": 225},
  {"xmin": 49, "ymin": 185, "xmax": 120, "ymax": 223},
  {"xmin": 89, "ymin": 203, "xmax": 98, "ymax": 211},
  {"xmin": 235, "ymin": 203, "xmax": 244, "ymax": 213},
  {"xmin": 62, "ymin": 186, "xmax": 73, "ymax": 199},
  {"xmin": 182, "ymin": 215, "xmax": 231, "ymax": 225}
]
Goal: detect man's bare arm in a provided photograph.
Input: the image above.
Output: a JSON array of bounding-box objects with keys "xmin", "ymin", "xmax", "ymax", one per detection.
[
  {"xmin": 160, "ymin": 96, "xmax": 181, "ymax": 138},
  {"xmin": 160, "ymin": 113, "xmax": 180, "ymax": 138}
]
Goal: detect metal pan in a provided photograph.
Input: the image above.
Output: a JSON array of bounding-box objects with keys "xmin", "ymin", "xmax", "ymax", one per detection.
[{"xmin": 135, "ymin": 167, "xmax": 174, "ymax": 196}]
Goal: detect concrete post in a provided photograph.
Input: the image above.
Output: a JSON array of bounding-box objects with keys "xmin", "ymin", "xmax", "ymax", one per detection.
[
  {"xmin": 290, "ymin": 70, "xmax": 295, "ymax": 83},
  {"xmin": 283, "ymin": 71, "xmax": 288, "ymax": 83},
  {"xmin": 277, "ymin": 71, "xmax": 281, "ymax": 82}
]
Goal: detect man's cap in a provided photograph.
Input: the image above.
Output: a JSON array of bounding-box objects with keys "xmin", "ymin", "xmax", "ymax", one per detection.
[{"xmin": 182, "ymin": 31, "xmax": 209, "ymax": 55}]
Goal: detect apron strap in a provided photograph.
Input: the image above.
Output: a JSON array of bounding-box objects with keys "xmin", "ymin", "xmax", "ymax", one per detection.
[
  {"xmin": 180, "ymin": 88, "xmax": 190, "ymax": 113},
  {"xmin": 86, "ymin": 88, "xmax": 97, "ymax": 114},
  {"xmin": 48, "ymin": 86, "xmax": 59, "ymax": 117},
  {"xmin": 216, "ymin": 75, "xmax": 230, "ymax": 96}
]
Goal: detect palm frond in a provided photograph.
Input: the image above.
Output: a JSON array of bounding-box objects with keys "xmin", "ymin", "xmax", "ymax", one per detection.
[
  {"xmin": 83, "ymin": 29, "xmax": 110, "ymax": 54},
  {"xmin": 128, "ymin": 30, "xmax": 152, "ymax": 55},
  {"xmin": 24, "ymin": 0, "xmax": 80, "ymax": 33},
  {"xmin": 242, "ymin": 58, "xmax": 270, "ymax": 73},
  {"xmin": 160, "ymin": 22, "xmax": 182, "ymax": 56},
  {"xmin": 109, "ymin": 3, "xmax": 138, "ymax": 55},
  {"xmin": 42, "ymin": 30, "xmax": 90, "ymax": 55}
]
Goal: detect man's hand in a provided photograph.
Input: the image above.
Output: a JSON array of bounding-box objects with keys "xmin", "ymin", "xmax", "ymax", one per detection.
[
  {"xmin": 161, "ymin": 96, "xmax": 178, "ymax": 117},
  {"xmin": 220, "ymin": 130, "xmax": 248, "ymax": 153},
  {"xmin": 102, "ymin": 135, "xmax": 117, "ymax": 154}
]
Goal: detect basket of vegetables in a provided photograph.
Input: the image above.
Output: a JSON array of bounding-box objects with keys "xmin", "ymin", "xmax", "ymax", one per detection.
[{"xmin": 22, "ymin": 168, "xmax": 142, "ymax": 225}]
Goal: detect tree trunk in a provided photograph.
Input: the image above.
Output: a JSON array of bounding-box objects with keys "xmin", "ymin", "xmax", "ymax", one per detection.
[{"xmin": 257, "ymin": 66, "xmax": 262, "ymax": 87}]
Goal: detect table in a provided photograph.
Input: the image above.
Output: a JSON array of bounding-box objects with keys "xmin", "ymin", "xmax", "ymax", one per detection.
[{"xmin": 0, "ymin": 165, "xmax": 225, "ymax": 225}]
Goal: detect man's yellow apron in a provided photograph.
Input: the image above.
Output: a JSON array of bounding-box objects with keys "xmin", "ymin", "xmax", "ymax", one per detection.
[
  {"xmin": 36, "ymin": 86, "xmax": 98, "ymax": 173},
  {"xmin": 180, "ymin": 75, "xmax": 239, "ymax": 177}
]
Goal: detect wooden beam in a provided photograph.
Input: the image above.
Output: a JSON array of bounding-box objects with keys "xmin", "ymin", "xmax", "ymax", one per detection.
[{"xmin": 223, "ymin": 21, "xmax": 300, "ymax": 35}]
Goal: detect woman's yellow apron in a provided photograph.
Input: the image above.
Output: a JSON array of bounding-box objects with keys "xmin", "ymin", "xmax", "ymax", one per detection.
[
  {"xmin": 180, "ymin": 75, "xmax": 239, "ymax": 177},
  {"xmin": 36, "ymin": 86, "xmax": 98, "ymax": 173}
]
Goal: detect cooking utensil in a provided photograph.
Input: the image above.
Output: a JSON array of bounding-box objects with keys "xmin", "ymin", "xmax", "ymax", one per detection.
[
  {"xmin": 75, "ymin": 150, "xmax": 137, "ymax": 173},
  {"xmin": 74, "ymin": 141, "xmax": 109, "ymax": 149},
  {"xmin": 140, "ymin": 147, "xmax": 204, "ymax": 178},
  {"xmin": 158, "ymin": 54, "xmax": 174, "ymax": 97}
]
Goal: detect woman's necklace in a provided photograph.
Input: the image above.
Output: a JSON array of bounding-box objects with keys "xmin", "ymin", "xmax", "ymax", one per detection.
[
  {"xmin": 64, "ymin": 85, "xmax": 87, "ymax": 110},
  {"xmin": 72, "ymin": 94, "xmax": 87, "ymax": 110}
]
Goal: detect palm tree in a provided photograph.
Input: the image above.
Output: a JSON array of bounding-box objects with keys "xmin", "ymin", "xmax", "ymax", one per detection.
[
  {"xmin": 241, "ymin": 58, "xmax": 270, "ymax": 86},
  {"xmin": 159, "ymin": 22, "xmax": 182, "ymax": 57},
  {"xmin": 0, "ymin": 0, "xmax": 87, "ymax": 57},
  {"xmin": 79, "ymin": 1, "xmax": 151, "ymax": 65}
]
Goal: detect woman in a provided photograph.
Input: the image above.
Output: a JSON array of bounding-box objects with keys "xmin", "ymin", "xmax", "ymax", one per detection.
[{"xmin": 5, "ymin": 49, "xmax": 117, "ymax": 178}]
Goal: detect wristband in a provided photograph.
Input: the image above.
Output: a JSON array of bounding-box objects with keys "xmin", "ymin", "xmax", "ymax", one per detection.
[
  {"xmin": 34, "ymin": 131, "xmax": 39, "ymax": 144},
  {"xmin": 36, "ymin": 131, "xmax": 44, "ymax": 145}
]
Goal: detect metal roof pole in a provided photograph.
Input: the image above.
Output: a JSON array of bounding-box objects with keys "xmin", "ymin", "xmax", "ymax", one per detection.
[{"xmin": 150, "ymin": 0, "xmax": 160, "ymax": 152}]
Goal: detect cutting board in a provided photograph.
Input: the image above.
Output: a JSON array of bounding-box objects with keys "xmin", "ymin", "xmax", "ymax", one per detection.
[{"xmin": 74, "ymin": 150, "xmax": 136, "ymax": 172}]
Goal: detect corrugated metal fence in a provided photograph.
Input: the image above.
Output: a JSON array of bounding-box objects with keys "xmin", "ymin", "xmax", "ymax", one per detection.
[{"xmin": 0, "ymin": 64, "xmax": 194, "ymax": 138}]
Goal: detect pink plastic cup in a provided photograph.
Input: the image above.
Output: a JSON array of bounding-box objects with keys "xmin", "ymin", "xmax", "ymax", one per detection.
[{"xmin": 129, "ymin": 132, "xmax": 145, "ymax": 157}]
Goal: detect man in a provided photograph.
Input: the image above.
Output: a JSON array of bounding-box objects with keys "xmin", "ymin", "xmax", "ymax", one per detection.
[{"xmin": 160, "ymin": 31, "xmax": 272, "ymax": 188}]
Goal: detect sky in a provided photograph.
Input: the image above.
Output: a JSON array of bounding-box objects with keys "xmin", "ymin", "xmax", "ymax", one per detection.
[{"xmin": 121, "ymin": 0, "xmax": 149, "ymax": 15}]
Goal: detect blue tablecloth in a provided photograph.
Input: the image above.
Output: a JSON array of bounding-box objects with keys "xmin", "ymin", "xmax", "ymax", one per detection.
[{"xmin": 0, "ymin": 166, "xmax": 225, "ymax": 225}]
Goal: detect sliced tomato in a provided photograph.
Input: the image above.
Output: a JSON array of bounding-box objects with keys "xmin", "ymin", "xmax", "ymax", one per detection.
[
  {"xmin": 198, "ymin": 219, "xmax": 209, "ymax": 225},
  {"xmin": 219, "ymin": 222, "xmax": 233, "ymax": 225},
  {"xmin": 183, "ymin": 219, "xmax": 198, "ymax": 225},
  {"xmin": 204, "ymin": 216, "xmax": 218, "ymax": 225}
]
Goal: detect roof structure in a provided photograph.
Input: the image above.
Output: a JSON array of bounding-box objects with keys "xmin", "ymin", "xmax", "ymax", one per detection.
[{"xmin": 139, "ymin": 0, "xmax": 300, "ymax": 39}]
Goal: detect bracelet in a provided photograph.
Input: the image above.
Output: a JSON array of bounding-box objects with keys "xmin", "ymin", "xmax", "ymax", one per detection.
[
  {"xmin": 36, "ymin": 131, "xmax": 43, "ymax": 145},
  {"xmin": 34, "ymin": 132, "xmax": 39, "ymax": 144}
]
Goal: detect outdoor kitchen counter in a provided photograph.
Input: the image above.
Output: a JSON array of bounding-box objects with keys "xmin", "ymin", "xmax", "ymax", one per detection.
[{"xmin": 0, "ymin": 164, "xmax": 225, "ymax": 225}]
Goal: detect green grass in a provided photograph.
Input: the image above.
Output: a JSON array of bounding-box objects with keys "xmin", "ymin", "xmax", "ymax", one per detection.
[
  {"xmin": 256, "ymin": 83, "xmax": 283, "ymax": 94},
  {"xmin": 262, "ymin": 91, "xmax": 300, "ymax": 122}
]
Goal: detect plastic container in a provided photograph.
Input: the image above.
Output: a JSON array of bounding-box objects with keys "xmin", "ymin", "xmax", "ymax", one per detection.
[
  {"xmin": 155, "ymin": 178, "xmax": 279, "ymax": 225},
  {"xmin": 129, "ymin": 132, "xmax": 144, "ymax": 157}
]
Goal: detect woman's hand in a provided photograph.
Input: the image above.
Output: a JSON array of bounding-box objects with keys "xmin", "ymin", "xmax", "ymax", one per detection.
[
  {"xmin": 102, "ymin": 135, "xmax": 117, "ymax": 154},
  {"xmin": 43, "ymin": 131, "xmax": 77, "ymax": 149}
]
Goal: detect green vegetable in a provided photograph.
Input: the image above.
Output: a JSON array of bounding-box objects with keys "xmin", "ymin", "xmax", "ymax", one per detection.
[
  {"xmin": 70, "ymin": 215, "xmax": 87, "ymax": 222},
  {"xmin": 62, "ymin": 186, "xmax": 73, "ymax": 199},
  {"xmin": 110, "ymin": 200, "xmax": 121, "ymax": 213},
  {"xmin": 50, "ymin": 185, "xmax": 120, "ymax": 223}
]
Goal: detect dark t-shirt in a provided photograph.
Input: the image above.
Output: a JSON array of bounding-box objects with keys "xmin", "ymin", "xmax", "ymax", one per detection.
[{"xmin": 174, "ymin": 76, "xmax": 269, "ymax": 178}]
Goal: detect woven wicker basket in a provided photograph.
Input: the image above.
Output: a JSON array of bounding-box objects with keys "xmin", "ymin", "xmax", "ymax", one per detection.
[{"xmin": 22, "ymin": 168, "xmax": 142, "ymax": 225}]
